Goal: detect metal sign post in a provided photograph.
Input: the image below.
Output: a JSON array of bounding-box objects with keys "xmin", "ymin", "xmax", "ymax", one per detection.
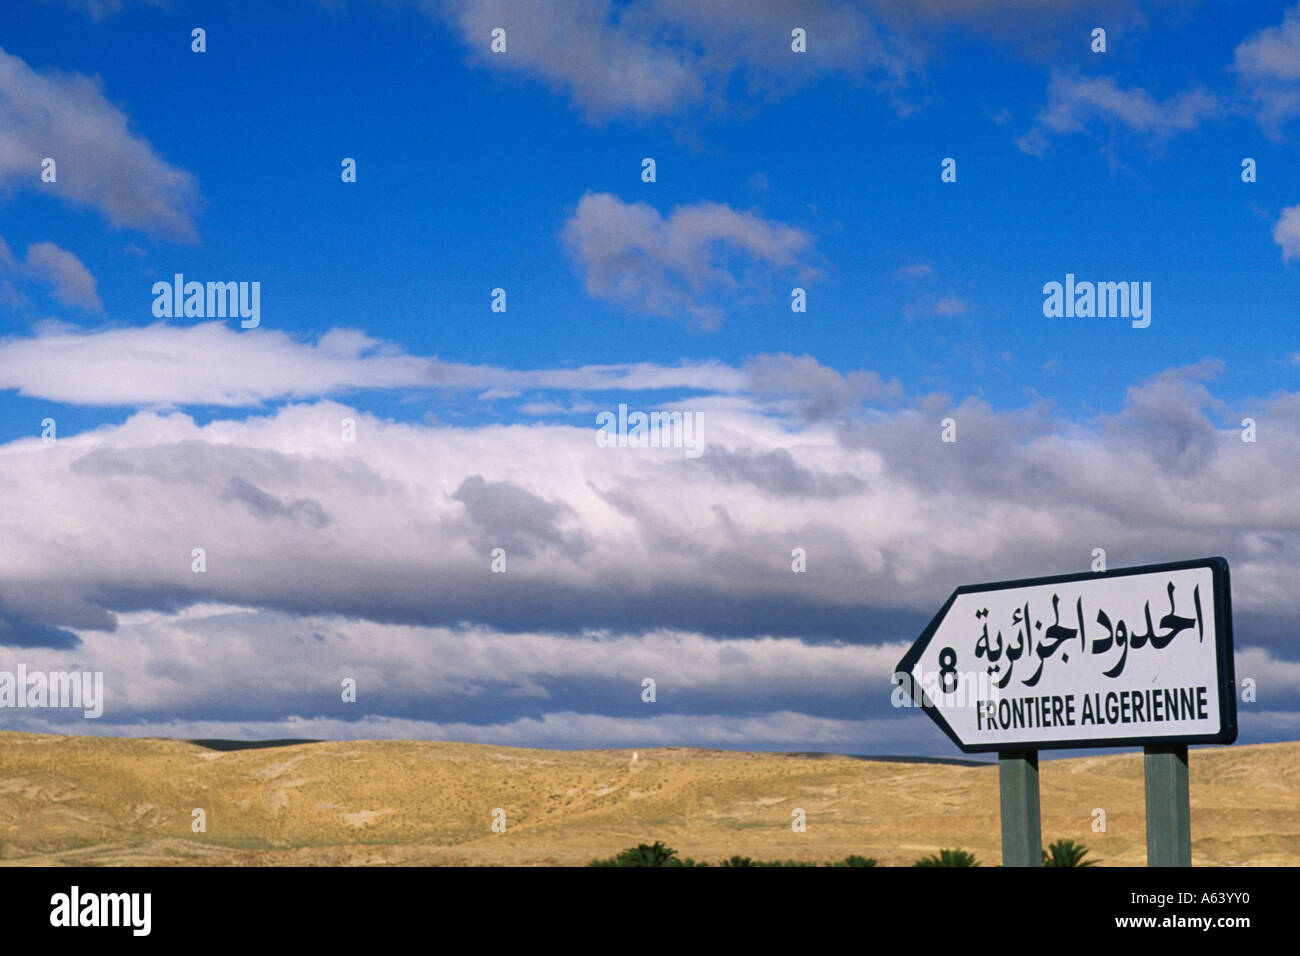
[
  {"xmin": 998, "ymin": 751, "xmax": 1042, "ymax": 867},
  {"xmin": 895, "ymin": 557, "xmax": 1234, "ymax": 867},
  {"xmin": 1144, "ymin": 744, "xmax": 1192, "ymax": 866}
]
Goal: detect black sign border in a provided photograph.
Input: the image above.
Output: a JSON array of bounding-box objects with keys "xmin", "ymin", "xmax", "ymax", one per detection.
[{"xmin": 894, "ymin": 556, "xmax": 1236, "ymax": 753}]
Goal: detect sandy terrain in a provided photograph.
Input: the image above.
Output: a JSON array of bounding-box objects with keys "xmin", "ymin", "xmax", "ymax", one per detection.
[{"xmin": 0, "ymin": 731, "xmax": 1294, "ymax": 866}]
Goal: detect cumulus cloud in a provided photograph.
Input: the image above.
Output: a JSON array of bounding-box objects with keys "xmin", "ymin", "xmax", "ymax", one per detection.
[
  {"xmin": 438, "ymin": 0, "xmax": 909, "ymax": 121},
  {"xmin": 1235, "ymin": 647, "xmax": 1300, "ymax": 696},
  {"xmin": 1273, "ymin": 204, "xmax": 1300, "ymax": 263},
  {"xmin": 0, "ymin": 235, "xmax": 102, "ymax": 311},
  {"xmin": 0, "ymin": 356, "xmax": 1297, "ymax": 749},
  {"xmin": 435, "ymin": 0, "xmax": 1152, "ymax": 123},
  {"xmin": 20, "ymin": 241, "xmax": 102, "ymax": 310},
  {"xmin": 450, "ymin": 474, "xmax": 587, "ymax": 558},
  {"xmin": 0, "ymin": 47, "xmax": 200, "ymax": 240},
  {"xmin": 1232, "ymin": 3, "xmax": 1300, "ymax": 134},
  {"xmin": 743, "ymin": 352, "xmax": 901, "ymax": 421},
  {"xmin": 0, "ymin": 604, "xmax": 906, "ymax": 718},
  {"xmin": 562, "ymin": 192, "xmax": 819, "ymax": 330},
  {"xmin": 1, "ymin": 361, "xmax": 1298, "ymax": 644},
  {"xmin": 1018, "ymin": 72, "xmax": 1218, "ymax": 155},
  {"xmin": 703, "ymin": 446, "xmax": 866, "ymax": 499}
]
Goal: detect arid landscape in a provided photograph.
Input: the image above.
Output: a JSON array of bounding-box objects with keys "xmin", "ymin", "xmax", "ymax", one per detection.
[{"xmin": 0, "ymin": 731, "xmax": 1295, "ymax": 866}]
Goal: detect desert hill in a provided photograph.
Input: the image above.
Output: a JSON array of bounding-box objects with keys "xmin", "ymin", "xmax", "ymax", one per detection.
[{"xmin": 0, "ymin": 731, "xmax": 1295, "ymax": 866}]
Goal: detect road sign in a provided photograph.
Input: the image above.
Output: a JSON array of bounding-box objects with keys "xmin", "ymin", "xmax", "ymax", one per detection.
[{"xmin": 895, "ymin": 557, "xmax": 1236, "ymax": 754}]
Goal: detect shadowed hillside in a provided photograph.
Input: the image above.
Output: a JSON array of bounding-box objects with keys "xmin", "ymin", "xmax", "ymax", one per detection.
[{"xmin": 0, "ymin": 732, "xmax": 1295, "ymax": 866}]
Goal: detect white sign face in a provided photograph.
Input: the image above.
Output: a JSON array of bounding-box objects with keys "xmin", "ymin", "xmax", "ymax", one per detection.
[{"xmin": 895, "ymin": 558, "xmax": 1236, "ymax": 752}]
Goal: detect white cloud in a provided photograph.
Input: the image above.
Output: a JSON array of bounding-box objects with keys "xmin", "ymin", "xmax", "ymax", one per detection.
[
  {"xmin": 1232, "ymin": 3, "xmax": 1300, "ymax": 134},
  {"xmin": 1272, "ymin": 204, "xmax": 1300, "ymax": 263},
  {"xmin": 0, "ymin": 235, "xmax": 101, "ymax": 311},
  {"xmin": 1234, "ymin": 647, "xmax": 1300, "ymax": 695},
  {"xmin": 744, "ymin": 352, "xmax": 901, "ymax": 420},
  {"xmin": 439, "ymin": 0, "xmax": 909, "ymax": 121},
  {"xmin": 0, "ymin": 360, "xmax": 1296, "ymax": 642},
  {"xmin": 562, "ymin": 192, "xmax": 818, "ymax": 330},
  {"xmin": 0, "ymin": 321, "xmax": 764, "ymax": 406},
  {"xmin": 436, "ymin": 0, "xmax": 1152, "ymax": 124},
  {"xmin": 21, "ymin": 241, "xmax": 102, "ymax": 310},
  {"xmin": 0, "ymin": 603, "xmax": 906, "ymax": 718},
  {"xmin": 0, "ymin": 47, "xmax": 200, "ymax": 240},
  {"xmin": 0, "ymin": 321, "xmax": 430, "ymax": 406},
  {"xmin": 0, "ymin": 358, "xmax": 1296, "ymax": 748},
  {"xmin": 1018, "ymin": 73, "xmax": 1218, "ymax": 155}
]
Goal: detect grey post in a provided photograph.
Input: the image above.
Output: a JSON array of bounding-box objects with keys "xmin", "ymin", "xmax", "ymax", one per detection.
[
  {"xmin": 1144, "ymin": 744, "xmax": 1191, "ymax": 866},
  {"xmin": 998, "ymin": 750, "xmax": 1042, "ymax": 866}
]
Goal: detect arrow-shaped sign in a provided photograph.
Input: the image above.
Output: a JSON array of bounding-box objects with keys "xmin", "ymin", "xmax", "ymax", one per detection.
[{"xmin": 894, "ymin": 557, "xmax": 1236, "ymax": 753}]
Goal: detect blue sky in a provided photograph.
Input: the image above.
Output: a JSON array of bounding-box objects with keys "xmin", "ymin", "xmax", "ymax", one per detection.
[{"xmin": 0, "ymin": 0, "xmax": 1298, "ymax": 756}]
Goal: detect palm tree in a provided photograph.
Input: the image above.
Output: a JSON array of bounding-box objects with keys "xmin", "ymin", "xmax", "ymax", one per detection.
[
  {"xmin": 914, "ymin": 848, "xmax": 979, "ymax": 866},
  {"xmin": 620, "ymin": 841, "xmax": 678, "ymax": 866},
  {"xmin": 1043, "ymin": 839, "xmax": 1097, "ymax": 866}
]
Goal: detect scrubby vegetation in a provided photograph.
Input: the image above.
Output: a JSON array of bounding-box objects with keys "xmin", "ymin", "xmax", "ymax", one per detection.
[
  {"xmin": 589, "ymin": 840, "xmax": 1096, "ymax": 867},
  {"xmin": 587, "ymin": 842, "xmax": 876, "ymax": 866}
]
